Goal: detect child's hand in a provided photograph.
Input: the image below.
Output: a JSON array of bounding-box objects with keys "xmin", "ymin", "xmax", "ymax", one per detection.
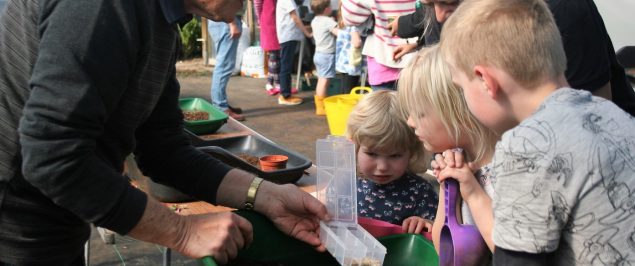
[
  {"xmin": 437, "ymin": 150, "xmax": 483, "ymax": 202},
  {"xmin": 402, "ymin": 216, "xmax": 433, "ymax": 234},
  {"xmin": 392, "ymin": 43, "xmax": 417, "ymax": 61},
  {"xmin": 387, "ymin": 16, "xmax": 400, "ymax": 36},
  {"xmin": 304, "ymin": 26, "xmax": 313, "ymax": 38},
  {"xmin": 430, "ymin": 148, "xmax": 466, "ymax": 177}
]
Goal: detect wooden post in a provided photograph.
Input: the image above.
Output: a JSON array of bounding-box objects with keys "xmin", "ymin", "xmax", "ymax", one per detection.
[
  {"xmin": 247, "ymin": 0, "xmax": 255, "ymax": 45},
  {"xmin": 201, "ymin": 17, "xmax": 209, "ymax": 66}
]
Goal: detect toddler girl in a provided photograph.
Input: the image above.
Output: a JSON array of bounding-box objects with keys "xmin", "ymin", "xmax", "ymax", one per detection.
[
  {"xmin": 397, "ymin": 45, "xmax": 499, "ymax": 251},
  {"xmin": 346, "ymin": 90, "xmax": 437, "ymax": 233}
]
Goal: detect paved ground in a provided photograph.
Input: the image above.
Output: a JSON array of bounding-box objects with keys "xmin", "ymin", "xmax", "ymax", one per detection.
[{"xmin": 88, "ymin": 59, "xmax": 332, "ymax": 265}]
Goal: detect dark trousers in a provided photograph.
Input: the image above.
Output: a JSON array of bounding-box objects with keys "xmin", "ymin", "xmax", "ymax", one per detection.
[
  {"xmin": 279, "ymin": 40, "xmax": 299, "ymax": 98},
  {"xmin": 341, "ymin": 74, "xmax": 360, "ymax": 94}
]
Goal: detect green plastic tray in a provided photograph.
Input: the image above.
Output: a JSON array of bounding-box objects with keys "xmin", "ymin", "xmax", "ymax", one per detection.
[
  {"xmin": 379, "ymin": 234, "xmax": 439, "ymax": 266},
  {"xmin": 200, "ymin": 211, "xmax": 439, "ymax": 266},
  {"xmin": 179, "ymin": 98, "xmax": 228, "ymax": 135}
]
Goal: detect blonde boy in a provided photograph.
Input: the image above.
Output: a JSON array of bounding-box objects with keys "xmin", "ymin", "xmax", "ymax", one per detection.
[{"xmin": 440, "ymin": 0, "xmax": 635, "ymax": 264}]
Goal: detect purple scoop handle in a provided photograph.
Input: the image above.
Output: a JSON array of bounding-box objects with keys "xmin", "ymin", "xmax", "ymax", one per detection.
[
  {"xmin": 444, "ymin": 179, "xmax": 459, "ymax": 226},
  {"xmin": 440, "ymin": 179, "xmax": 489, "ymax": 266}
]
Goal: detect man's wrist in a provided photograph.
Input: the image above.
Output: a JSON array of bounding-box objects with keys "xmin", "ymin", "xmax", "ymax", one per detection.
[{"xmin": 244, "ymin": 177, "xmax": 264, "ymax": 210}]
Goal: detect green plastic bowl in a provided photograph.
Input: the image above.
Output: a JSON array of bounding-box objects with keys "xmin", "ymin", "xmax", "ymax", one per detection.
[
  {"xmin": 200, "ymin": 210, "xmax": 338, "ymax": 266},
  {"xmin": 200, "ymin": 211, "xmax": 440, "ymax": 266},
  {"xmin": 179, "ymin": 98, "xmax": 228, "ymax": 135},
  {"xmin": 379, "ymin": 234, "xmax": 439, "ymax": 266}
]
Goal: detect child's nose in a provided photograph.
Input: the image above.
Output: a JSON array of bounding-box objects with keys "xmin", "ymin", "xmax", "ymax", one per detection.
[{"xmin": 376, "ymin": 159, "xmax": 389, "ymax": 171}]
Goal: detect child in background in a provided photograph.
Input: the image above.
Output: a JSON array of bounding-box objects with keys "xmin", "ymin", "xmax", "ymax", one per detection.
[
  {"xmin": 346, "ymin": 90, "xmax": 437, "ymax": 233},
  {"xmin": 276, "ymin": 0, "xmax": 312, "ymax": 105},
  {"xmin": 310, "ymin": 0, "xmax": 338, "ymax": 115},
  {"xmin": 335, "ymin": 2, "xmax": 365, "ymax": 93},
  {"xmin": 253, "ymin": 0, "xmax": 282, "ymax": 95},
  {"xmin": 340, "ymin": 0, "xmax": 418, "ymax": 90},
  {"xmin": 440, "ymin": 0, "xmax": 635, "ymax": 263},
  {"xmin": 397, "ymin": 45, "xmax": 499, "ymax": 252}
]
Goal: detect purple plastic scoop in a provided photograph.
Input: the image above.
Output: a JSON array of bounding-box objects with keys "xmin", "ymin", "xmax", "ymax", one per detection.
[{"xmin": 440, "ymin": 179, "xmax": 489, "ymax": 266}]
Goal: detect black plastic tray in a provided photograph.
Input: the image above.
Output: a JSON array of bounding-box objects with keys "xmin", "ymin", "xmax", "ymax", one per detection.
[{"xmin": 193, "ymin": 135, "xmax": 312, "ymax": 184}]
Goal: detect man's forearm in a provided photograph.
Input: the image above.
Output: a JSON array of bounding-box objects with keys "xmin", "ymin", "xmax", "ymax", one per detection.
[{"xmin": 127, "ymin": 197, "xmax": 185, "ymax": 249}]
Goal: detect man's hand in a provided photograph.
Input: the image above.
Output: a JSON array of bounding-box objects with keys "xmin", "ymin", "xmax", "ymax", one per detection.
[
  {"xmin": 184, "ymin": 0, "xmax": 243, "ymax": 23},
  {"xmin": 229, "ymin": 21, "xmax": 242, "ymax": 39},
  {"xmin": 127, "ymin": 198, "xmax": 252, "ymax": 264},
  {"xmin": 255, "ymin": 182, "xmax": 328, "ymax": 251},
  {"xmin": 402, "ymin": 216, "xmax": 433, "ymax": 234},
  {"xmin": 175, "ymin": 212, "xmax": 253, "ymax": 264}
]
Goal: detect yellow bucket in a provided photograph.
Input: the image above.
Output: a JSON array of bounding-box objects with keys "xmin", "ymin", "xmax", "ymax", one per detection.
[{"xmin": 324, "ymin": 87, "xmax": 372, "ymax": 136}]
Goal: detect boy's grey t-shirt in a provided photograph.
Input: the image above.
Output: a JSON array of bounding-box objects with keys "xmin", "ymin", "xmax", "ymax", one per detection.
[
  {"xmin": 276, "ymin": 0, "xmax": 304, "ymax": 43},
  {"xmin": 311, "ymin": 15, "xmax": 338, "ymax": 53},
  {"xmin": 491, "ymin": 88, "xmax": 635, "ymax": 265}
]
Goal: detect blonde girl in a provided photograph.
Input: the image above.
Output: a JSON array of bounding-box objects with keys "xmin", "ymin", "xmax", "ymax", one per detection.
[
  {"xmin": 347, "ymin": 90, "xmax": 438, "ymax": 233},
  {"xmin": 397, "ymin": 45, "xmax": 499, "ymax": 252}
]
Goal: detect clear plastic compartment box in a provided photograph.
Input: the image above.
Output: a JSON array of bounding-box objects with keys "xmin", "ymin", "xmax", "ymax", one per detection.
[{"xmin": 316, "ymin": 136, "xmax": 386, "ymax": 266}]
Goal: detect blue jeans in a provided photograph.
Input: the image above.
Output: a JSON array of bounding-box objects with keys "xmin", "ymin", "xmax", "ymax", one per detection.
[
  {"xmin": 279, "ymin": 40, "xmax": 299, "ymax": 98},
  {"xmin": 208, "ymin": 18, "xmax": 241, "ymax": 110}
]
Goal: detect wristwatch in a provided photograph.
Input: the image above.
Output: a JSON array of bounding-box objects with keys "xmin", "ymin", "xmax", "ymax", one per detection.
[{"xmin": 244, "ymin": 177, "xmax": 264, "ymax": 210}]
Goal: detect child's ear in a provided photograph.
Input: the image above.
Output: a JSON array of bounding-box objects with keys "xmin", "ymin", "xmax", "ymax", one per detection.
[{"xmin": 473, "ymin": 65, "xmax": 499, "ymax": 99}]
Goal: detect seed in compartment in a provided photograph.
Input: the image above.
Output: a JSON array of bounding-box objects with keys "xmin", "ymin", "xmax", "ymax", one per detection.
[
  {"xmin": 182, "ymin": 109, "xmax": 209, "ymax": 121},
  {"xmin": 350, "ymin": 258, "xmax": 381, "ymax": 266}
]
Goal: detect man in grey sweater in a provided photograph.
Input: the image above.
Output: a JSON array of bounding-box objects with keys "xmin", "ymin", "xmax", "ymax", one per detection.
[{"xmin": 0, "ymin": 0, "xmax": 327, "ymax": 264}]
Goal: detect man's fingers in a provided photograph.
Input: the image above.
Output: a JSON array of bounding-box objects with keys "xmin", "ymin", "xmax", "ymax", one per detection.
[
  {"xmin": 294, "ymin": 230, "xmax": 322, "ymax": 247},
  {"xmin": 303, "ymin": 192, "xmax": 328, "ymax": 220},
  {"xmin": 234, "ymin": 215, "xmax": 253, "ymax": 248}
]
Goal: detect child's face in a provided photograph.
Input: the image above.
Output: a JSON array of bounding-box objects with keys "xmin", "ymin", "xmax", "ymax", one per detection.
[
  {"xmin": 406, "ymin": 106, "xmax": 456, "ymax": 153},
  {"xmin": 357, "ymin": 145, "xmax": 410, "ymax": 185},
  {"xmin": 431, "ymin": 0, "xmax": 460, "ymax": 23},
  {"xmin": 448, "ymin": 63, "xmax": 503, "ymax": 133}
]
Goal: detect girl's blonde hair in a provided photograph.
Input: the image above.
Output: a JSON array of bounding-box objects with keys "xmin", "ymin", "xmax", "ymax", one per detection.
[
  {"xmin": 346, "ymin": 90, "xmax": 427, "ymax": 173},
  {"xmin": 397, "ymin": 45, "xmax": 497, "ymax": 162}
]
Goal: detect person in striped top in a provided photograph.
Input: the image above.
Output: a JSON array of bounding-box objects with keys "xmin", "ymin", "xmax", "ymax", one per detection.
[{"xmin": 340, "ymin": 0, "xmax": 419, "ymax": 90}]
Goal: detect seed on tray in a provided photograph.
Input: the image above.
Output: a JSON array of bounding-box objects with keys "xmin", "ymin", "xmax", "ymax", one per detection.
[
  {"xmin": 182, "ymin": 109, "xmax": 209, "ymax": 121},
  {"xmin": 238, "ymin": 153, "xmax": 260, "ymax": 168}
]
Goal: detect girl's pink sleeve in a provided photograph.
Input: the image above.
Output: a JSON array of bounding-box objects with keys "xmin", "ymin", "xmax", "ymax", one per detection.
[
  {"xmin": 253, "ymin": 0, "xmax": 264, "ymax": 20},
  {"xmin": 341, "ymin": 0, "xmax": 372, "ymax": 26}
]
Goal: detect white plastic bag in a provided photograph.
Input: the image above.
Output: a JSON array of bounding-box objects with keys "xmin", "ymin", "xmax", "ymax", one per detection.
[{"xmin": 240, "ymin": 46, "xmax": 266, "ymax": 78}]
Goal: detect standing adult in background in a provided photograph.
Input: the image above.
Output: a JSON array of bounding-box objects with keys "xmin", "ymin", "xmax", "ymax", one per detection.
[
  {"xmin": 547, "ymin": 0, "xmax": 635, "ymax": 116},
  {"xmin": 208, "ymin": 7, "xmax": 246, "ymax": 121},
  {"xmin": 0, "ymin": 0, "xmax": 327, "ymax": 264}
]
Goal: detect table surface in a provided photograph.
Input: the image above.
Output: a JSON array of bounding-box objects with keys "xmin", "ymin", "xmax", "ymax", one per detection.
[{"xmin": 128, "ymin": 117, "xmax": 318, "ymax": 216}]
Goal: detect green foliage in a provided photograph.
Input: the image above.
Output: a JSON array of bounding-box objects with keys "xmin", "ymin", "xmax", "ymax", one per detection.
[{"xmin": 178, "ymin": 17, "xmax": 202, "ymax": 59}]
